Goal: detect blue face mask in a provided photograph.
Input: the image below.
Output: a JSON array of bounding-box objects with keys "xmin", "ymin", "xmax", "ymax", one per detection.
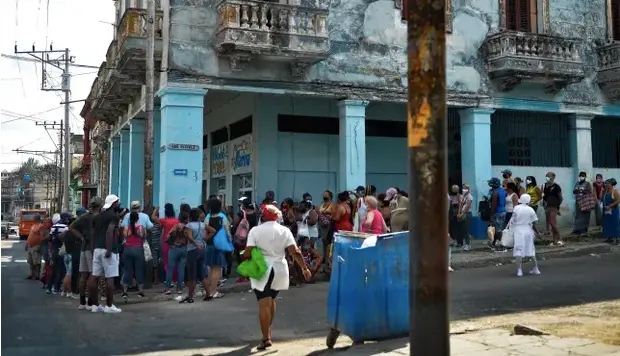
[{"xmin": 304, "ymin": 244, "xmax": 311, "ymax": 249}]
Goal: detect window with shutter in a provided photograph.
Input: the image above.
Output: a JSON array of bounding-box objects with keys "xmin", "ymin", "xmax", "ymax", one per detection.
[
  {"xmin": 505, "ymin": 0, "xmax": 535, "ymax": 32},
  {"xmin": 612, "ymin": 0, "xmax": 620, "ymax": 40}
]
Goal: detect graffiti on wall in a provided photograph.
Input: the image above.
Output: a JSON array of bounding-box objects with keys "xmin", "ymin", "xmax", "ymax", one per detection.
[
  {"xmin": 211, "ymin": 144, "xmax": 228, "ymax": 178},
  {"xmin": 231, "ymin": 136, "xmax": 252, "ymax": 174}
]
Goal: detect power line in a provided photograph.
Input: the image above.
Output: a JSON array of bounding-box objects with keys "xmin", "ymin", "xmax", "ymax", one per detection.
[
  {"xmin": 1, "ymin": 54, "xmax": 100, "ymax": 69},
  {"xmin": 1, "ymin": 106, "xmax": 63, "ymax": 123}
]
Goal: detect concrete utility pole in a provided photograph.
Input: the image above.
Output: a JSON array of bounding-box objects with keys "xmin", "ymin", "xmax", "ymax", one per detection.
[
  {"xmin": 406, "ymin": 0, "xmax": 449, "ymax": 355},
  {"xmin": 62, "ymin": 48, "xmax": 71, "ymax": 212},
  {"xmin": 14, "ymin": 44, "xmax": 73, "ymax": 212},
  {"xmin": 143, "ymin": 0, "xmax": 156, "ymax": 211}
]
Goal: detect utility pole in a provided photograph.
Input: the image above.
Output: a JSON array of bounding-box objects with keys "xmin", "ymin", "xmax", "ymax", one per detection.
[
  {"xmin": 144, "ymin": 0, "xmax": 156, "ymax": 211},
  {"xmin": 36, "ymin": 121, "xmax": 63, "ymax": 213},
  {"xmin": 406, "ymin": 1, "xmax": 449, "ymax": 356},
  {"xmin": 15, "ymin": 44, "xmax": 73, "ymax": 212}
]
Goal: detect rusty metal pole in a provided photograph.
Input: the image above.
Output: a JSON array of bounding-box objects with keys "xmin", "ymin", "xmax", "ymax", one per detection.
[{"xmin": 407, "ymin": 0, "xmax": 449, "ymax": 355}]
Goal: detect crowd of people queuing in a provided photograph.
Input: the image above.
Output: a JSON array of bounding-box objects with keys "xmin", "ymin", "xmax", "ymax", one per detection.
[
  {"xmin": 21, "ymin": 172, "xmax": 619, "ymax": 312},
  {"xmin": 22, "ymin": 184, "xmax": 415, "ymax": 312}
]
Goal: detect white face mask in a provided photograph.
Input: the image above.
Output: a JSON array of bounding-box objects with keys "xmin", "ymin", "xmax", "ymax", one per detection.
[
  {"xmin": 579, "ymin": 176, "xmax": 586, "ymax": 181},
  {"xmin": 545, "ymin": 177, "xmax": 551, "ymax": 183},
  {"xmin": 526, "ymin": 180, "xmax": 532, "ymax": 184},
  {"xmin": 462, "ymin": 189, "xmax": 469, "ymax": 194}
]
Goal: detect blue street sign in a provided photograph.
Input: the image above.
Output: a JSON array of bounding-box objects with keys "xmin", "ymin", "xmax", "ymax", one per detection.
[
  {"xmin": 173, "ymin": 169, "xmax": 188, "ymax": 176},
  {"xmin": 23, "ymin": 174, "xmax": 30, "ymax": 182}
]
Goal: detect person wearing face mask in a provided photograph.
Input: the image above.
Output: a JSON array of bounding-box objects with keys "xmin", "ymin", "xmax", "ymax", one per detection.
[
  {"xmin": 501, "ymin": 169, "xmax": 514, "ymax": 189},
  {"xmin": 593, "ymin": 174, "xmax": 605, "ymax": 227},
  {"xmin": 318, "ymin": 191, "xmax": 335, "ymax": 258},
  {"xmin": 542, "ymin": 172, "xmax": 563, "ymax": 246},
  {"xmin": 524, "ymin": 176, "xmax": 542, "ymax": 213},
  {"xmin": 456, "ymin": 184, "xmax": 473, "ymax": 250},
  {"xmin": 385, "ymin": 187, "xmax": 409, "ymax": 233},
  {"xmin": 572, "ymin": 171, "xmax": 596, "ymax": 235},
  {"xmin": 514, "ymin": 177, "xmax": 526, "ymax": 197},
  {"xmin": 296, "ymin": 200, "xmax": 320, "ymax": 262}
]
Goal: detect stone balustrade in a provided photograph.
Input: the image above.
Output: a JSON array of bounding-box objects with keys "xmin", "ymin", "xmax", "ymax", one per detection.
[
  {"xmin": 482, "ymin": 30, "xmax": 584, "ymax": 93},
  {"xmin": 596, "ymin": 42, "xmax": 620, "ymax": 100}
]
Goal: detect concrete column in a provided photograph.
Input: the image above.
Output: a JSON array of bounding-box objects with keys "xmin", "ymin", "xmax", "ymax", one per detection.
[
  {"xmin": 153, "ymin": 109, "xmax": 161, "ymax": 207},
  {"xmin": 128, "ymin": 119, "xmax": 146, "ymax": 204},
  {"xmin": 568, "ymin": 113, "xmax": 594, "ymax": 179},
  {"xmin": 338, "ymin": 100, "xmax": 369, "ymax": 192},
  {"xmin": 156, "ymin": 87, "xmax": 206, "ymax": 209},
  {"xmin": 459, "ymin": 108, "xmax": 495, "ymax": 213},
  {"xmin": 109, "ymin": 136, "xmax": 121, "ymax": 196},
  {"xmin": 118, "ymin": 130, "xmax": 131, "ymax": 207},
  {"xmin": 254, "ymin": 95, "xmax": 279, "ymax": 199}
]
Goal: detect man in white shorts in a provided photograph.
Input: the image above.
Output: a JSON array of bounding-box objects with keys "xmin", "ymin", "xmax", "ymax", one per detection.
[{"xmin": 88, "ymin": 194, "xmax": 122, "ymax": 314}]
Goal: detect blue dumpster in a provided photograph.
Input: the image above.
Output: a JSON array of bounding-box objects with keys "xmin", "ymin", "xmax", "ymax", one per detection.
[{"xmin": 326, "ymin": 231, "xmax": 410, "ymax": 347}]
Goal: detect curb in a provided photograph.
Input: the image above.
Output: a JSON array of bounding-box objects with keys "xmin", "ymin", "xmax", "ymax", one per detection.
[
  {"xmin": 121, "ymin": 243, "xmax": 615, "ymax": 304},
  {"xmin": 452, "ymin": 243, "xmax": 614, "ymax": 270}
]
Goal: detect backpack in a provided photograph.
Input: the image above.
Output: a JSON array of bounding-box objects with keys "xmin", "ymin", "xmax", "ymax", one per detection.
[
  {"xmin": 478, "ymin": 197, "xmax": 492, "ymax": 222},
  {"xmin": 50, "ymin": 226, "xmax": 64, "ymax": 257},
  {"xmin": 234, "ymin": 210, "xmax": 249, "ymax": 245}
]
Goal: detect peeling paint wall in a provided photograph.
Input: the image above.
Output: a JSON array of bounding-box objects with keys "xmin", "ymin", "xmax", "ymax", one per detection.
[{"xmin": 168, "ymin": 0, "xmax": 612, "ymax": 106}]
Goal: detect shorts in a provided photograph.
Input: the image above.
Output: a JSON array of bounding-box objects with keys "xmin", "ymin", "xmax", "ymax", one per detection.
[
  {"xmin": 27, "ymin": 246, "xmax": 42, "ymax": 265},
  {"xmin": 493, "ymin": 213, "xmax": 506, "ymax": 233},
  {"xmin": 187, "ymin": 248, "xmax": 206, "ymax": 281},
  {"xmin": 254, "ymin": 270, "xmax": 279, "ymax": 301},
  {"xmin": 64, "ymin": 254, "xmax": 72, "ymax": 275},
  {"xmin": 92, "ymin": 248, "xmax": 119, "ymax": 278},
  {"xmin": 205, "ymin": 246, "xmax": 226, "ymax": 267},
  {"xmin": 79, "ymin": 250, "xmax": 93, "ymax": 273}
]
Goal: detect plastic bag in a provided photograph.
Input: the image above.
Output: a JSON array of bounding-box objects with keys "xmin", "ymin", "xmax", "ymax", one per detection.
[
  {"xmin": 501, "ymin": 228, "xmax": 514, "ymax": 248},
  {"xmin": 143, "ymin": 240, "xmax": 153, "ymax": 262}
]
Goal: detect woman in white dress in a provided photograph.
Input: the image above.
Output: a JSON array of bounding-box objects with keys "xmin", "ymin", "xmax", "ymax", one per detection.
[
  {"xmin": 508, "ymin": 194, "xmax": 541, "ymax": 277},
  {"xmin": 243, "ymin": 204, "xmax": 311, "ymax": 350}
]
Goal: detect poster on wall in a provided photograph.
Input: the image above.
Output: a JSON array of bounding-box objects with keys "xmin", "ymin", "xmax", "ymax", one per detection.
[
  {"xmin": 202, "ymin": 148, "xmax": 209, "ymax": 179},
  {"xmin": 231, "ymin": 134, "xmax": 253, "ymax": 175},
  {"xmin": 211, "ymin": 143, "xmax": 228, "ymax": 178}
]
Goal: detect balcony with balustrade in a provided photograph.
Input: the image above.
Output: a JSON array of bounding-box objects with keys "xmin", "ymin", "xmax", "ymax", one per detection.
[
  {"xmin": 482, "ymin": 31, "xmax": 585, "ymax": 94},
  {"xmin": 213, "ymin": 0, "xmax": 330, "ymax": 76},
  {"xmin": 596, "ymin": 41, "xmax": 620, "ymax": 101}
]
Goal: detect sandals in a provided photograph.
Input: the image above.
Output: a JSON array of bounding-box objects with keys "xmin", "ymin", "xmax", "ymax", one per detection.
[{"xmin": 257, "ymin": 339, "xmax": 272, "ymax": 350}]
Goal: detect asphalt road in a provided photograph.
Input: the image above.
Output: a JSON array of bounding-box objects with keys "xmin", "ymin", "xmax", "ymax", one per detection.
[{"xmin": 2, "ymin": 238, "xmax": 620, "ymax": 356}]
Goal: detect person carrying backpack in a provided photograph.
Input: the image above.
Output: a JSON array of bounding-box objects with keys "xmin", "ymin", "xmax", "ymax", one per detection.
[
  {"xmin": 46, "ymin": 212, "xmax": 71, "ymax": 294},
  {"xmin": 205, "ymin": 197, "xmax": 232, "ymax": 300}
]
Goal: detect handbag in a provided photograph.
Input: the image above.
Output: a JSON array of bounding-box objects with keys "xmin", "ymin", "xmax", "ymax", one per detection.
[
  {"xmin": 213, "ymin": 213, "xmax": 234, "ymax": 252},
  {"xmin": 577, "ymin": 194, "xmax": 597, "ymax": 212},
  {"xmin": 143, "ymin": 240, "xmax": 153, "ymax": 262}
]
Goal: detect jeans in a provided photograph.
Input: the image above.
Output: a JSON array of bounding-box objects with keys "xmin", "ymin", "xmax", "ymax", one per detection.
[
  {"xmin": 70, "ymin": 249, "xmax": 80, "ymax": 294},
  {"xmin": 166, "ymin": 246, "xmax": 186, "ymax": 289},
  {"xmin": 47, "ymin": 255, "xmax": 65, "ymax": 291},
  {"xmin": 122, "ymin": 246, "xmax": 145, "ymax": 286}
]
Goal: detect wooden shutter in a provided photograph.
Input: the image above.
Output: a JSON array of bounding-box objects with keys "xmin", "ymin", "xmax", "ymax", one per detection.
[
  {"xmin": 402, "ymin": 0, "xmax": 407, "ymax": 21},
  {"xmin": 613, "ymin": 0, "xmax": 620, "ymax": 40},
  {"xmin": 506, "ymin": 0, "xmax": 531, "ymax": 31}
]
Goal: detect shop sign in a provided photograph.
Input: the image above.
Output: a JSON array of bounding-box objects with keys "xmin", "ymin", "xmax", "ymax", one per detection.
[
  {"xmin": 211, "ymin": 143, "xmax": 228, "ymax": 178},
  {"xmin": 231, "ymin": 135, "xmax": 252, "ymax": 174}
]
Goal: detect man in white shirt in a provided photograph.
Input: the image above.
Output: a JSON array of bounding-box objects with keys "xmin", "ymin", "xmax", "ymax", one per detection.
[{"xmin": 121, "ymin": 201, "xmax": 154, "ymax": 230}]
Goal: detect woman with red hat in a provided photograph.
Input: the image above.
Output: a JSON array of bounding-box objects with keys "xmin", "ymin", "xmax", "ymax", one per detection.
[{"xmin": 243, "ymin": 204, "xmax": 311, "ymax": 351}]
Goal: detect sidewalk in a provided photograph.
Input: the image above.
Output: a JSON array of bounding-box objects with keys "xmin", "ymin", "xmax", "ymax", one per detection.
[{"xmin": 334, "ymin": 328, "xmax": 620, "ymax": 356}]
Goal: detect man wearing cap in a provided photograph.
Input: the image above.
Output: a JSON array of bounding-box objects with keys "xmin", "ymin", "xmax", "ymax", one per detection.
[
  {"xmin": 46, "ymin": 212, "xmax": 71, "ymax": 294},
  {"xmin": 70, "ymin": 197, "xmax": 103, "ymax": 310},
  {"xmin": 487, "ymin": 177, "xmax": 507, "ymax": 251},
  {"xmin": 121, "ymin": 201, "xmax": 154, "ymax": 230},
  {"xmin": 89, "ymin": 194, "xmax": 123, "ymax": 313}
]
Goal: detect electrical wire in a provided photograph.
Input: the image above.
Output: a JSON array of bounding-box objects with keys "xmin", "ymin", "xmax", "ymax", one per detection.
[
  {"xmin": 15, "ymin": 135, "xmax": 49, "ymax": 150},
  {"xmin": 1, "ymin": 54, "xmax": 100, "ymax": 69},
  {"xmin": 44, "ymin": 128, "xmax": 59, "ymax": 150},
  {"xmin": 1, "ymin": 106, "xmax": 63, "ymax": 123}
]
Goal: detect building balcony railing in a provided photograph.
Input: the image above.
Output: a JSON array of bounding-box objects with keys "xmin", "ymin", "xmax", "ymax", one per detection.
[
  {"xmin": 482, "ymin": 30, "xmax": 585, "ymax": 93},
  {"xmin": 117, "ymin": 8, "xmax": 163, "ymax": 54},
  {"xmin": 214, "ymin": 0, "xmax": 330, "ymax": 76},
  {"xmin": 596, "ymin": 41, "xmax": 620, "ymax": 101}
]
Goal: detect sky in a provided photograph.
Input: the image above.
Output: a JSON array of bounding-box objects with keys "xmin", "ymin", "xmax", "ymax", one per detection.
[{"xmin": 1, "ymin": 0, "xmax": 115, "ymax": 172}]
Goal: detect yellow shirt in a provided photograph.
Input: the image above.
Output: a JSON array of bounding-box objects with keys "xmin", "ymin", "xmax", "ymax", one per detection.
[{"xmin": 526, "ymin": 185, "xmax": 541, "ymax": 205}]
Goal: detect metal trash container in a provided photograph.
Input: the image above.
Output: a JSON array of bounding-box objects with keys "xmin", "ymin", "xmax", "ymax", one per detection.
[{"xmin": 326, "ymin": 231, "xmax": 410, "ymax": 348}]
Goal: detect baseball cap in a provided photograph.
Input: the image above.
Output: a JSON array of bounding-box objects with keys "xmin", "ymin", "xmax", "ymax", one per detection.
[
  {"xmin": 103, "ymin": 194, "xmax": 119, "ymax": 209},
  {"xmin": 385, "ymin": 187, "xmax": 398, "ymax": 201},
  {"xmin": 52, "ymin": 213, "xmax": 61, "ymax": 224},
  {"xmin": 89, "ymin": 196, "xmax": 103, "ymax": 209},
  {"xmin": 76, "ymin": 207, "xmax": 87, "ymax": 215}
]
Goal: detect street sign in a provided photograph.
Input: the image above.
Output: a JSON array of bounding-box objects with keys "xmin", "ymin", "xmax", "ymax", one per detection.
[
  {"xmin": 173, "ymin": 169, "xmax": 188, "ymax": 176},
  {"xmin": 168, "ymin": 143, "xmax": 199, "ymax": 151}
]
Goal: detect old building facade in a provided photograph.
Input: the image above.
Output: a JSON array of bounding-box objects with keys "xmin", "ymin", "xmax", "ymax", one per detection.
[{"xmin": 80, "ymin": 0, "xmax": 620, "ymax": 229}]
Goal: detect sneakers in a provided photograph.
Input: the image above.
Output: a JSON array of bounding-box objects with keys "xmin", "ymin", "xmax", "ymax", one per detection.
[
  {"xmin": 91, "ymin": 305, "xmax": 104, "ymax": 313},
  {"xmin": 121, "ymin": 292, "xmax": 129, "ymax": 299},
  {"xmin": 448, "ymin": 266, "xmax": 454, "ymax": 272},
  {"xmin": 103, "ymin": 305, "xmax": 122, "ymax": 314},
  {"xmin": 529, "ymin": 267, "xmax": 541, "ymax": 275},
  {"xmin": 462, "ymin": 245, "xmax": 470, "ymax": 251},
  {"xmin": 78, "ymin": 304, "xmax": 88, "ymax": 310},
  {"xmin": 60, "ymin": 291, "xmax": 66, "ymax": 297},
  {"xmin": 162, "ymin": 289, "xmax": 172, "ymax": 295},
  {"xmin": 137, "ymin": 292, "xmax": 145, "ymax": 298},
  {"xmin": 517, "ymin": 268, "xmax": 523, "ymax": 277}
]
